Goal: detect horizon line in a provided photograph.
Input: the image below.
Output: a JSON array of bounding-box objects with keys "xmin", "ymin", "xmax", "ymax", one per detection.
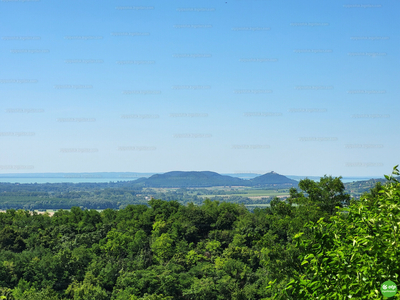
[{"xmin": 0, "ymin": 171, "xmax": 382, "ymax": 178}]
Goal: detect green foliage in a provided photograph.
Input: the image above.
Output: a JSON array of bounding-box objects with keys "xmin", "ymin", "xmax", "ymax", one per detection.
[
  {"xmin": 151, "ymin": 233, "xmax": 174, "ymax": 264},
  {"xmin": 0, "ymin": 227, "xmax": 26, "ymax": 253},
  {"xmin": 281, "ymin": 166, "xmax": 400, "ymax": 299},
  {"xmin": 66, "ymin": 273, "xmax": 108, "ymax": 300},
  {"xmin": 2, "ymin": 170, "xmax": 394, "ymax": 299},
  {"xmin": 100, "ymin": 230, "xmax": 134, "ymax": 258},
  {"xmin": 288, "ymin": 175, "xmax": 350, "ymax": 215},
  {"xmin": 0, "ymin": 287, "xmax": 13, "ymax": 300}
]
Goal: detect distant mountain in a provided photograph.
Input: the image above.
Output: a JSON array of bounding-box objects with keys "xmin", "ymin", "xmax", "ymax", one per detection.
[
  {"xmin": 250, "ymin": 171, "xmax": 299, "ymax": 187},
  {"xmin": 344, "ymin": 177, "xmax": 386, "ymax": 198},
  {"xmin": 133, "ymin": 171, "xmax": 245, "ymax": 188},
  {"xmin": 132, "ymin": 171, "xmax": 298, "ymax": 188}
]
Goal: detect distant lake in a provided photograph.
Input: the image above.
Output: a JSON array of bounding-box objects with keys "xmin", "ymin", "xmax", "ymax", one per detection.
[
  {"xmin": 0, "ymin": 172, "xmax": 152, "ymax": 184},
  {"xmin": 0, "ymin": 173, "xmax": 381, "ymax": 184},
  {"xmin": 286, "ymin": 176, "xmax": 381, "ymax": 183},
  {"xmin": 341, "ymin": 177, "xmax": 382, "ymax": 183},
  {"xmin": 0, "ymin": 177, "xmax": 142, "ymax": 184}
]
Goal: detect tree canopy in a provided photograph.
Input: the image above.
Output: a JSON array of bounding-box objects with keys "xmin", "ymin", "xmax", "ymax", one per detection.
[
  {"xmin": 273, "ymin": 166, "xmax": 400, "ymax": 299},
  {"xmin": 0, "ymin": 169, "xmax": 398, "ymax": 299}
]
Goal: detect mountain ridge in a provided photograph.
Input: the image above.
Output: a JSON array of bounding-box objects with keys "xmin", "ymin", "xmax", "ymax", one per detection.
[{"xmin": 133, "ymin": 170, "xmax": 298, "ymax": 188}]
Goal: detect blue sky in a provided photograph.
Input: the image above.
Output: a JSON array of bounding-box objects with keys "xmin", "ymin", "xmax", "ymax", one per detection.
[{"xmin": 0, "ymin": 0, "xmax": 399, "ymax": 177}]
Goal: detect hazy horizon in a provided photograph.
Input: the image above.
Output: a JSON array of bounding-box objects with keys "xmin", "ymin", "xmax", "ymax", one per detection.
[{"xmin": 0, "ymin": 171, "xmax": 381, "ymax": 185}]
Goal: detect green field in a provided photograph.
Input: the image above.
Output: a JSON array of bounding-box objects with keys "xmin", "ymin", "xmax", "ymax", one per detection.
[{"xmin": 199, "ymin": 188, "xmax": 290, "ymax": 199}]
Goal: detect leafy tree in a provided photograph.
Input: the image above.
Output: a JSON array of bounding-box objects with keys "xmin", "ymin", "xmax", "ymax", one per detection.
[
  {"xmin": 100, "ymin": 230, "xmax": 134, "ymax": 258},
  {"xmin": 288, "ymin": 175, "xmax": 350, "ymax": 215},
  {"xmin": 66, "ymin": 272, "xmax": 108, "ymax": 300},
  {"xmin": 278, "ymin": 166, "xmax": 400, "ymax": 299},
  {"xmin": 13, "ymin": 286, "xmax": 62, "ymax": 300},
  {"xmin": 0, "ymin": 227, "xmax": 26, "ymax": 252},
  {"xmin": 0, "ymin": 287, "xmax": 13, "ymax": 300},
  {"xmin": 151, "ymin": 233, "xmax": 174, "ymax": 264}
]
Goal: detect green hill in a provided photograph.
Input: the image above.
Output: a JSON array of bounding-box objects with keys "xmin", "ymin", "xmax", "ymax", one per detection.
[
  {"xmin": 249, "ymin": 171, "xmax": 299, "ymax": 187},
  {"xmin": 132, "ymin": 171, "xmax": 298, "ymax": 188}
]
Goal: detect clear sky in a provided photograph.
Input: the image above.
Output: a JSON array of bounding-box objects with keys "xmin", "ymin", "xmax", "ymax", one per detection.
[{"xmin": 0, "ymin": 0, "xmax": 399, "ymax": 177}]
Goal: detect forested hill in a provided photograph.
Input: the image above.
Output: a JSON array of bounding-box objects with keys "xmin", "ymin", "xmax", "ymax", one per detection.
[
  {"xmin": 132, "ymin": 171, "xmax": 298, "ymax": 188},
  {"xmin": 343, "ymin": 177, "xmax": 387, "ymax": 198},
  {"xmin": 249, "ymin": 171, "xmax": 299, "ymax": 186},
  {"xmin": 133, "ymin": 171, "xmax": 245, "ymax": 188}
]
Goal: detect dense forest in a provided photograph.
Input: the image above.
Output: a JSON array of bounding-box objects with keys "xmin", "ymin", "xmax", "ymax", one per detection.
[
  {"xmin": 0, "ymin": 168, "xmax": 399, "ymax": 299},
  {"xmin": 0, "ymin": 183, "xmax": 272, "ymax": 211}
]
